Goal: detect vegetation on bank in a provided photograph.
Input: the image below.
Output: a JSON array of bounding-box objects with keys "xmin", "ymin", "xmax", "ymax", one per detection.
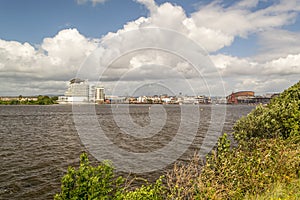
[
  {"xmin": 0, "ymin": 95, "xmax": 58, "ymax": 105},
  {"xmin": 55, "ymin": 81, "xmax": 300, "ymax": 199}
]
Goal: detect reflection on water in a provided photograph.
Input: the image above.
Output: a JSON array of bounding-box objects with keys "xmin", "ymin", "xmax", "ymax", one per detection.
[{"xmin": 0, "ymin": 104, "xmax": 254, "ymax": 199}]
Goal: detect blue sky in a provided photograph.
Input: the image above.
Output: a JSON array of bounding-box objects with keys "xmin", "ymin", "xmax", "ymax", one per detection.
[
  {"xmin": 0, "ymin": 0, "xmax": 146, "ymax": 44},
  {"xmin": 0, "ymin": 0, "xmax": 214, "ymax": 44},
  {"xmin": 0, "ymin": 0, "xmax": 278, "ymax": 56},
  {"xmin": 0, "ymin": 0, "xmax": 300, "ymax": 96}
]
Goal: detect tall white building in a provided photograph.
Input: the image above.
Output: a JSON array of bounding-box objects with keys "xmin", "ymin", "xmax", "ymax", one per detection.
[
  {"xmin": 95, "ymin": 86, "xmax": 105, "ymax": 103},
  {"xmin": 58, "ymin": 78, "xmax": 89, "ymax": 103}
]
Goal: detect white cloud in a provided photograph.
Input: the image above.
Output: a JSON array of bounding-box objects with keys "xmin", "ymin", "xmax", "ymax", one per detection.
[
  {"xmin": 233, "ymin": 78, "xmax": 295, "ymax": 94},
  {"xmin": 190, "ymin": 0, "xmax": 299, "ymax": 40},
  {"xmin": 135, "ymin": 0, "xmax": 157, "ymax": 14},
  {"xmin": 113, "ymin": 0, "xmax": 300, "ymax": 53},
  {"xmin": 263, "ymin": 54, "xmax": 300, "ymax": 75},
  {"xmin": 255, "ymin": 29, "xmax": 300, "ymax": 61},
  {"xmin": 233, "ymin": 0, "xmax": 259, "ymax": 9},
  {"xmin": 1, "ymin": 0, "xmax": 300, "ymax": 96},
  {"xmin": 0, "ymin": 29, "xmax": 98, "ymax": 95},
  {"xmin": 210, "ymin": 53, "xmax": 300, "ymax": 93},
  {"xmin": 89, "ymin": 0, "xmax": 300, "ymax": 95},
  {"xmin": 41, "ymin": 29, "xmax": 97, "ymax": 67},
  {"xmin": 212, "ymin": 53, "xmax": 300, "ymax": 76}
]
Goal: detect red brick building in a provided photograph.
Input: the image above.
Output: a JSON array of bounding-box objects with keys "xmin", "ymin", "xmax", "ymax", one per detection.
[{"xmin": 226, "ymin": 91, "xmax": 255, "ymax": 104}]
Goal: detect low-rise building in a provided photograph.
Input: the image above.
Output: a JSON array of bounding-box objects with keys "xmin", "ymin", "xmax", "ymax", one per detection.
[{"xmin": 226, "ymin": 91, "xmax": 255, "ymax": 104}]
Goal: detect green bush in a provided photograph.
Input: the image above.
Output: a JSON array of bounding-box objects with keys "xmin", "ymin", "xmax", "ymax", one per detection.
[
  {"xmin": 54, "ymin": 153, "xmax": 124, "ymax": 200},
  {"xmin": 37, "ymin": 95, "xmax": 56, "ymax": 105},
  {"xmin": 193, "ymin": 134, "xmax": 300, "ymax": 199},
  {"xmin": 0, "ymin": 95, "xmax": 58, "ymax": 105},
  {"xmin": 54, "ymin": 153, "xmax": 167, "ymax": 200},
  {"xmin": 233, "ymin": 81, "xmax": 300, "ymax": 142},
  {"xmin": 121, "ymin": 177, "xmax": 166, "ymax": 200}
]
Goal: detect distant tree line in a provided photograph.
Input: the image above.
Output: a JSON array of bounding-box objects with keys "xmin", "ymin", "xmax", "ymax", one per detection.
[{"xmin": 0, "ymin": 95, "xmax": 58, "ymax": 105}]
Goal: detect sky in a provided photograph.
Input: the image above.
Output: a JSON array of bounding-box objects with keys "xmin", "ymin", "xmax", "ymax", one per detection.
[{"xmin": 0, "ymin": 0, "xmax": 300, "ymax": 96}]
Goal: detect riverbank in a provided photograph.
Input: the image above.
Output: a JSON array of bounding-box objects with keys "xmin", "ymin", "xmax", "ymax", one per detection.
[
  {"xmin": 0, "ymin": 95, "xmax": 58, "ymax": 105},
  {"xmin": 55, "ymin": 80, "xmax": 300, "ymax": 199}
]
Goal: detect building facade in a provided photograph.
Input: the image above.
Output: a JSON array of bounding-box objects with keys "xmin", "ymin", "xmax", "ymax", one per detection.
[
  {"xmin": 95, "ymin": 86, "xmax": 105, "ymax": 103},
  {"xmin": 58, "ymin": 78, "xmax": 89, "ymax": 103},
  {"xmin": 226, "ymin": 91, "xmax": 255, "ymax": 104}
]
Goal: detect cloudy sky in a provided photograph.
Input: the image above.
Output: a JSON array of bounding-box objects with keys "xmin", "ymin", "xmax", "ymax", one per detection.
[{"xmin": 1, "ymin": 0, "xmax": 300, "ymax": 96}]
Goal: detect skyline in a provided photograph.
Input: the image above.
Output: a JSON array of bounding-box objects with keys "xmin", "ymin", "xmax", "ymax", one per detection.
[{"xmin": 1, "ymin": 0, "xmax": 300, "ymax": 96}]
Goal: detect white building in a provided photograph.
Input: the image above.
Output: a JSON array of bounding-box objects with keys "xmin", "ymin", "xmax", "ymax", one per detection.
[
  {"xmin": 58, "ymin": 78, "xmax": 89, "ymax": 103},
  {"xmin": 95, "ymin": 86, "xmax": 105, "ymax": 103}
]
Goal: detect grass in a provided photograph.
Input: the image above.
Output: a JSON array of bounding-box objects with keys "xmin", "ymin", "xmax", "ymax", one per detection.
[{"xmin": 245, "ymin": 178, "xmax": 300, "ymax": 200}]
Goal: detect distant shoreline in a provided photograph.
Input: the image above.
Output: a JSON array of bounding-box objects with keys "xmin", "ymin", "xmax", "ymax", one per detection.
[{"xmin": 0, "ymin": 95, "xmax": 58, "ymax": 105}]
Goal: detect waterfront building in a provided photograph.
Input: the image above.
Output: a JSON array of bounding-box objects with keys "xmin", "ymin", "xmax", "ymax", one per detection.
[
  {"xmin": 183, "ymin": 96, "xmax": 198, "ymax": 104},
  {"xmin": 161, "ymin": 96, "xmax": 172, "ymax": 104},
  {"xmin": 212, "ymin": 97, "xmax": 227, "ymax": 104},
  {"xmin": 95, "ymin": 86, "xmax": 105, "ymax": 103},
  {"xmin": 106, "ymin": 95, "xmax": 126, "ymax": 104},
  {"xmin": 137, "ymin": 96, "xmax": 147, "ymax": 103},
  {"xmin": 58, "ymin": 78, "xmax": 89, "ymax": 103},
  {"xmin": 226, "ymin": 91, "xmax": 255, "ymax": 104},
  {"xmin": 226, "ymin": 91, "xmax": 277, "ymax": 104}
]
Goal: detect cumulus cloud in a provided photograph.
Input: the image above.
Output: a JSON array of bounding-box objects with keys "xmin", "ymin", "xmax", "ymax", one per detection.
[
  {"xmin": 90, "ymin": 0, "xmax": 300, "ymax": 95},
  {"xmin": 135, "ymin": 0, "xmax": 157, "ymax": 14},
  {"xmin": 212, "ymin": 53, "xmax": 300, "ymax": 76},
  {"xmin": 0, "ymin": 29, "xmax": 98, "ymax": 95},
  {"xmin": 189, "ymin": 0, "xmax": 300, "ymax": 49},
  {"xmin": 101, "ymin": 0, "xmax": 300, "ymax": 53},
  {"xmin": 255, "ymin": 29, "xmax": 300, "ymax": 61},
  {"xmin": 210, "ymin": 52, "xmax": 300, "ymax": 93},
  {"xmin": 1, "ymin": 0, "xmax": 300, "ymax": 96}
]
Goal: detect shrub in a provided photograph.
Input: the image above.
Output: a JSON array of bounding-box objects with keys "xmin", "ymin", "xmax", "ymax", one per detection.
[
  {"xmin": 166, "ymin": 153, "xmax": 202, "ymax": 199},
  {"xmin": 197, "ymin": 134, "xmax": 300, "ymax": 199},
  {"xmin": 54, "ymin": 153, "xmax": 167, "ymax": 200},
  {"xmin": 165, "ymin": 134, "xmax": 300, "ymax": 200},
  {"xmin": 233, "ymin": 81, "xmax": 300, "ymax": 142},
  {"xmin": 54, "ymin": 153, "xmax": 124, "ymax": 200},
  {"xmin": 121, "ymin": 176, "xmax": 166, "ymax": 200},
  {"xmin": 245, "ymin": 178, "xmax": 300, "ymax": 200}
]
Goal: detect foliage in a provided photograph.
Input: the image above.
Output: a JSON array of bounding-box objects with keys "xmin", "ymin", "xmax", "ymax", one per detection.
[
  {"xmin": 0, "ymin": 95, "xmax": 58, "ymax": 105},
  {"xmin": 37, "ymin": 95, "xmax": 57, "ymax": 105},
  {"xmin": 194, "ymin": 135, "xmax": 300, "ymax": 199},
  {"xmin": 54, "ymin": 153, "xmax": 166, "ymax": 200},
  {"xmin": 166, "ymin": 153, "xmax": 202, "ymax": 199},
  {"xmin": 121, "ymin": 177, "xmax": 166, "ymax": 200},
  {"xmin": 233, "ymin": 81, "xmax": 300, "ymax": 142},
  {"xmin": 245, "ymin": 178, "xmax": 300, "ymax": 200},
  {"xmin": 54, "ymin": 153, "xmax": 125, "ymax": 200}
]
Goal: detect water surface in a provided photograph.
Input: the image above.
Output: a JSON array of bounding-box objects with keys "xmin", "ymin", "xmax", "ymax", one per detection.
[{"xmin": 0, "ymin": 104, "xmax": 254, "ymax": 199}]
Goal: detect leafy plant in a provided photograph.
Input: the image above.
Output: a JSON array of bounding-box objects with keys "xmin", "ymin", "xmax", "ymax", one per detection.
[
  {"xmin": 121, "ymin": 176, "xmax": 166, "ymax": 200},
  {"xmin": 54, "ymin": 153, "xmax": 167, "ymax": 200},
  {"xmin": 233, "ymin": 81, "xmax": 300, "ymax": 142},
  {"xmin": 54, "ymin": 153, "xmax": 124, "ymax": 200}
]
